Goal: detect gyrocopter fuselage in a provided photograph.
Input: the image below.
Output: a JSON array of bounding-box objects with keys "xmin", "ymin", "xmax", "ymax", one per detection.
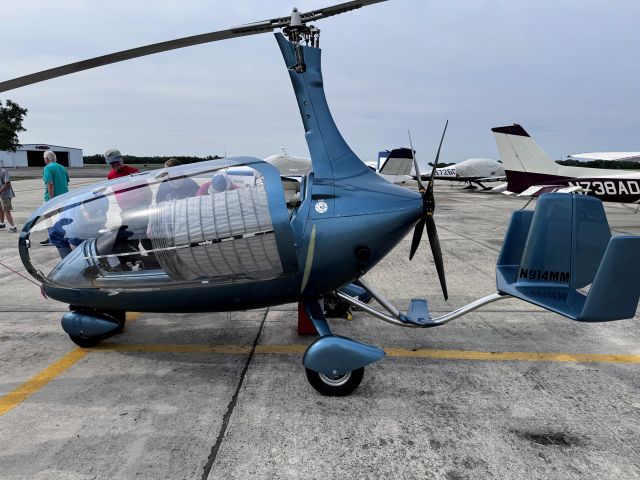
[{"xmin": 7, "ymin": 0, "xmax": 640, "ymax": 396}]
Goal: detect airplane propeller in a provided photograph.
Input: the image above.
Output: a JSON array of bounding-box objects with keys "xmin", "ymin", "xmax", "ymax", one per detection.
[
  {"xmin": 0, "ymin": 0, "xmax": 387, "ymax": 93},
  {"xmin": 408, "ymin": 120, "xmax": 449, "ymax": 300}
]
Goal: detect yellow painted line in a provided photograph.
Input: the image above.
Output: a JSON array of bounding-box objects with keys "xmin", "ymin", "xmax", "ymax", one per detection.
[
  {"xmin": 0, "ymin": 348, "xmax": 87, "ymax": 417},
  {"xmin": 0, "ymin": 311, "xmax": 141, "ymax": 417},
  {"xmin": 255, "ymin": 344, "xmax": 307, "ymax": 355},
  {"xmin": 94, "ymin": 344, "xmax": 252, "ymax": 354},
  {"xmin": 92, "ymin": 343, "xmax": 640, "ymax": 364},
  {"xmin": 126, "ymin": 312, "xmax": 142, "ymax": 322},
  {"xmin": 384, "ymin": 347, "xmax": 640, "ymax": 364},
  {"xmin": 4, "ymin": 336, "xmax": 639, "ymax": 417}
]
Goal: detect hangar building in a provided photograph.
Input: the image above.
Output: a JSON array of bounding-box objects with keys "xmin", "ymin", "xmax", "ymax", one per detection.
[{"xmin": 0, "ymin": 144, "xmax": 83, "ymax": 167}]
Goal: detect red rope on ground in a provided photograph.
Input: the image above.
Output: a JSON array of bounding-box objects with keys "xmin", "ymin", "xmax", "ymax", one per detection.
[{"xmin": 0, "ymin": 260, "xmax": 41, "ymax": 287}]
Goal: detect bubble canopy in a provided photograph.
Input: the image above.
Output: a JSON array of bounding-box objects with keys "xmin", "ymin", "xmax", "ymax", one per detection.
[{"xmin": 19, "ymin": 157, "xmax": 299, "ymax": 292}]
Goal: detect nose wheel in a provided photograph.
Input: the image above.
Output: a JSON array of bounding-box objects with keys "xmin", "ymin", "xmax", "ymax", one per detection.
[
  {"xmin": 64, "ymin": 308, "xmax": 127, "ymax": 348},
  {"xmin": 305, "ymin": 367, "xmax": 364, "ymax": 396}
]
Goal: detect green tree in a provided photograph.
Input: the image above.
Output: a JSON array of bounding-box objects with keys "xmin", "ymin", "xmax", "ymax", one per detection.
[{"xmin": 0, "ymin": 100, "xmax": 28, "ymax": 152}]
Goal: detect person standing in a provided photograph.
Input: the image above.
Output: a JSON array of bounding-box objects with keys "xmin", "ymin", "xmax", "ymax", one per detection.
[
  {"xmin": 41, "ymin": 150, "xmax": 69, "ymax": 245},
  {"xmin": 105, "ymin": 149, "xmax": 139, "ymax": 180},
  {"xmin": 155, "ymin": 158, "xmax": 199, "ymax": 203},
  {"xmin": 43, "ymin": 150, "xmax": 69, "ymax": 201},
  {"xmin": 104, "ymin": 148, "xmax": 154, "ymax": 258},
  {"xmin": 0, "ymin": 164, "xmax": 17, "ymax": 232}
]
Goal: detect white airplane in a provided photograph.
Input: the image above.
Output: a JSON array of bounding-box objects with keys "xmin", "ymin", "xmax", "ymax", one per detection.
[
  {"xmin": 266, "ymin": 148, "xmax": 418, "ymax": 185},
  {"xmin": 430, "ymin": 157, "xmax": 505, "ymax": 189},
  {"xmin": 492, "ymin": 124, "xmax": 640, "ymax": 203},
  {"xmin": 264, "ymin": 148, "xmax": 313, "ymax": 176},
  {"xmin": 266, "ymin": 148, "xmax": 506, "ymax": 191},
  {"xmin": 365, "ymin": 149, "xmax": 506, "ymax": 189}
]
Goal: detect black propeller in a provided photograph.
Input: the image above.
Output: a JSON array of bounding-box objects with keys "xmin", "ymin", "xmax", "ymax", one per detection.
[
  {"xmin": 408, "ymin": 120, "xmax": 449, "ymax": 300},
  {"xmin": 0, "ymin": 0, "xmax": 387, "ymax": 93}
]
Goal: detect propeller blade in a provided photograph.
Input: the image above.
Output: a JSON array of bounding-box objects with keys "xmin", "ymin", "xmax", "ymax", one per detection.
[
  {"xmin": 0, "ymin": 0, "xmax": 387, "ymax": 93},
  {"xmin": 409, "ymin": 218, "xmax": 425, "ymax": 260},
  {"xmin": 427, "ymin": 119, "xmax": 449, "ymax": 193},
  {"xmin": 407, "ymin": 130, "xmax": 424, "ymax": 191},
  {"xmin": 425, "ymin": 215, "xmax": 448, "ymax": 300}
]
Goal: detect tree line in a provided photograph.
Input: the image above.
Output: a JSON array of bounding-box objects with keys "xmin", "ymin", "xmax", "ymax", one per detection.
[
  {"xmin": 2, "ymin": 99, "xmax": 638, "ymax": 170},
  {"xmin": 83, "ymin": 154, "xmax": 224, "ymax": 165}
]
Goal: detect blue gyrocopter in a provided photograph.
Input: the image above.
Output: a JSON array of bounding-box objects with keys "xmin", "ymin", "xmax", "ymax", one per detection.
[{"xmin": 3, "ymin": 0, "xmax": 639, "ymax": 396}]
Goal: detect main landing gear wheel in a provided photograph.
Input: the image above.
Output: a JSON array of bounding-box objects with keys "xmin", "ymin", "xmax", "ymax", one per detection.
[
  {"xmin": 305, "ymin": 367, "xmax": 365, "ymax": 396},
  {"xmin": 69, "ymin": 335, "xmax": 102, "ymax": 348}
]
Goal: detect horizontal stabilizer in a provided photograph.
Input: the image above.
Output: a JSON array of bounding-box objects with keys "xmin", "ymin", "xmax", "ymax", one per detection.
[
  {"xmin": 492, "ymin": 183, "xmax": 509, "ymax": 193},
  {"xmin": 496, "ymin": 193, "xmax": 640, "ymax": 321},
  {"xmin": 517, "ymin": 185, "xmax": 572, "ymax": 197}
]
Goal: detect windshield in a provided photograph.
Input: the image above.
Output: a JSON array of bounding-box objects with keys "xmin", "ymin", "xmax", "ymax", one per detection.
[{"xmin": 21, "ymin": 157, "xmax": 295, "ymax": 289}]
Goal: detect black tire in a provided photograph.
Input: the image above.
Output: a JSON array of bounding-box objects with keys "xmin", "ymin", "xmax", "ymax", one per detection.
[
  {"xmin": 69, "ymin": 335, "xmax": 102, "ymax": 348},
  {"xmin": 305, "ymin": 367, "xmax": 365, "ymax": 396},
  {"xmin": 105, "ymin": 310, "xmax": 126, "ymax": 334}
]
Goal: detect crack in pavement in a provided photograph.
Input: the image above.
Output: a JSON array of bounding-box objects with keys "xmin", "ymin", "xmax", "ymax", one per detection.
[{"xmin": 201, "ymin": 307, "xmax": 269, "ymax": 480}]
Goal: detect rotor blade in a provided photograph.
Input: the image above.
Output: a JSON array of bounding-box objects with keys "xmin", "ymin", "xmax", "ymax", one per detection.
[
  {"xmin": 297, "ymin": 0, "xmax": 388, "ymax": 23},
  {"xmin": 407, "ymin": 129, "xmax": 425, "ymax": 191},
  {"xmin": 409, "ymin": 218, "xmax": 425, "ymax": 261},
  {"xmin": 427, "ymin": 119, "xmax": 449, "ymax": 192},
  {"xmin": 425, "ymin": 215, "xmax": 448, "ymax": 300},
  {"xmin": 0, "ymin": 0, "xmax": 388, "ymax": 93},
  {"xmin": 0, "ymin": 25, "xmax": 270, "ymax": 93}
]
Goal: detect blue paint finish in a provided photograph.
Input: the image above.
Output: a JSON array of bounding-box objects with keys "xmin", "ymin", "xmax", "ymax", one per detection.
[
  {"xmin": 61, "ymin": 311, "xmax": 120, "ymax": 337},
  {"xmin": 581, "ymin": 236, "xmax": 640, "ymax": 321},
  {"xmin": 275, "ymin": 33, "xmax": 420, "ymax": 218},
  {"xmin": 339, "ymin": 283, "xmax": 371, "ymax": 303},
  {"xmin": 497, "ymin": 193, "xmax": 640, "ymax": 321},
  {"xmin": 23, "ymin": 34, "xmax": 423, "ymax": 320},
  {"xmin": 401, "ymin": 299, "xmax": 431, "ymax": 326},
  {"xmin": 495, "ymin": 210, "xmax": 534, "ymax": 280},
  {"xmin": 303, "ymin": 335, "xmax": 386, "ymax": 375},
  {"xmin": 303, "ymin": 299, "xmax": 331, "ymax": 337}
]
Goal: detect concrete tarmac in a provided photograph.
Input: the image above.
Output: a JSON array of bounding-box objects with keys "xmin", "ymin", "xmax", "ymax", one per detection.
[{"xmin": 0, "ymin": 173, "xmax": 639, "ymax": 479}]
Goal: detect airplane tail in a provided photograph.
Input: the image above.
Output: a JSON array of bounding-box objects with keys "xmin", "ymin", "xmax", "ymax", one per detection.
[
  {"xmin": 496, "ymin": 193, "xmax": 640, "ymax": 321},
  {"xmin": 378, "ymin": 148, "xmax": 415, "ymax": 176},
  {"xmin": 492, "ymin": 124, "xmax": 560, "ymax": 193}
]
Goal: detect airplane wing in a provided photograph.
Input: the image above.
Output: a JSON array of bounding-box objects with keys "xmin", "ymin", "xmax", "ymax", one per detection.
[{"xmin": 475, "ymin": 175, "xmax": 507, "ymax": 182}]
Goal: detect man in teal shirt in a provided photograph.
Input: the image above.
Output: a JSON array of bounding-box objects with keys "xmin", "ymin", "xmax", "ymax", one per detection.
[
  {"xmin": 41, "ymin": 150, "xmax": 69, "ymax": 245},
  {"xmin": 43, "ymin": 150, "xmax": 69, "ymax": 201}
]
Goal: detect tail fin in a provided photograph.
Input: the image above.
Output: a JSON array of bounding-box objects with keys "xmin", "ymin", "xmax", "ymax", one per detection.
[
  {"xmin": 496, "ymin": 193, "xmax": 640, "ymax": 321},
  {"xmin": 492, "ymin": 124, "xmax": 559, "ymax": 193},
  {"xmin": 378, "ymin": 148, "xmax": 415, "ymax": 176}
]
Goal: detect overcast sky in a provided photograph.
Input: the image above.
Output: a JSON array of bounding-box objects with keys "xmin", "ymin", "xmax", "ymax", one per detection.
[{"xmin": 1, "ymin": 0, "xmax": 638, "ymax": 163}]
